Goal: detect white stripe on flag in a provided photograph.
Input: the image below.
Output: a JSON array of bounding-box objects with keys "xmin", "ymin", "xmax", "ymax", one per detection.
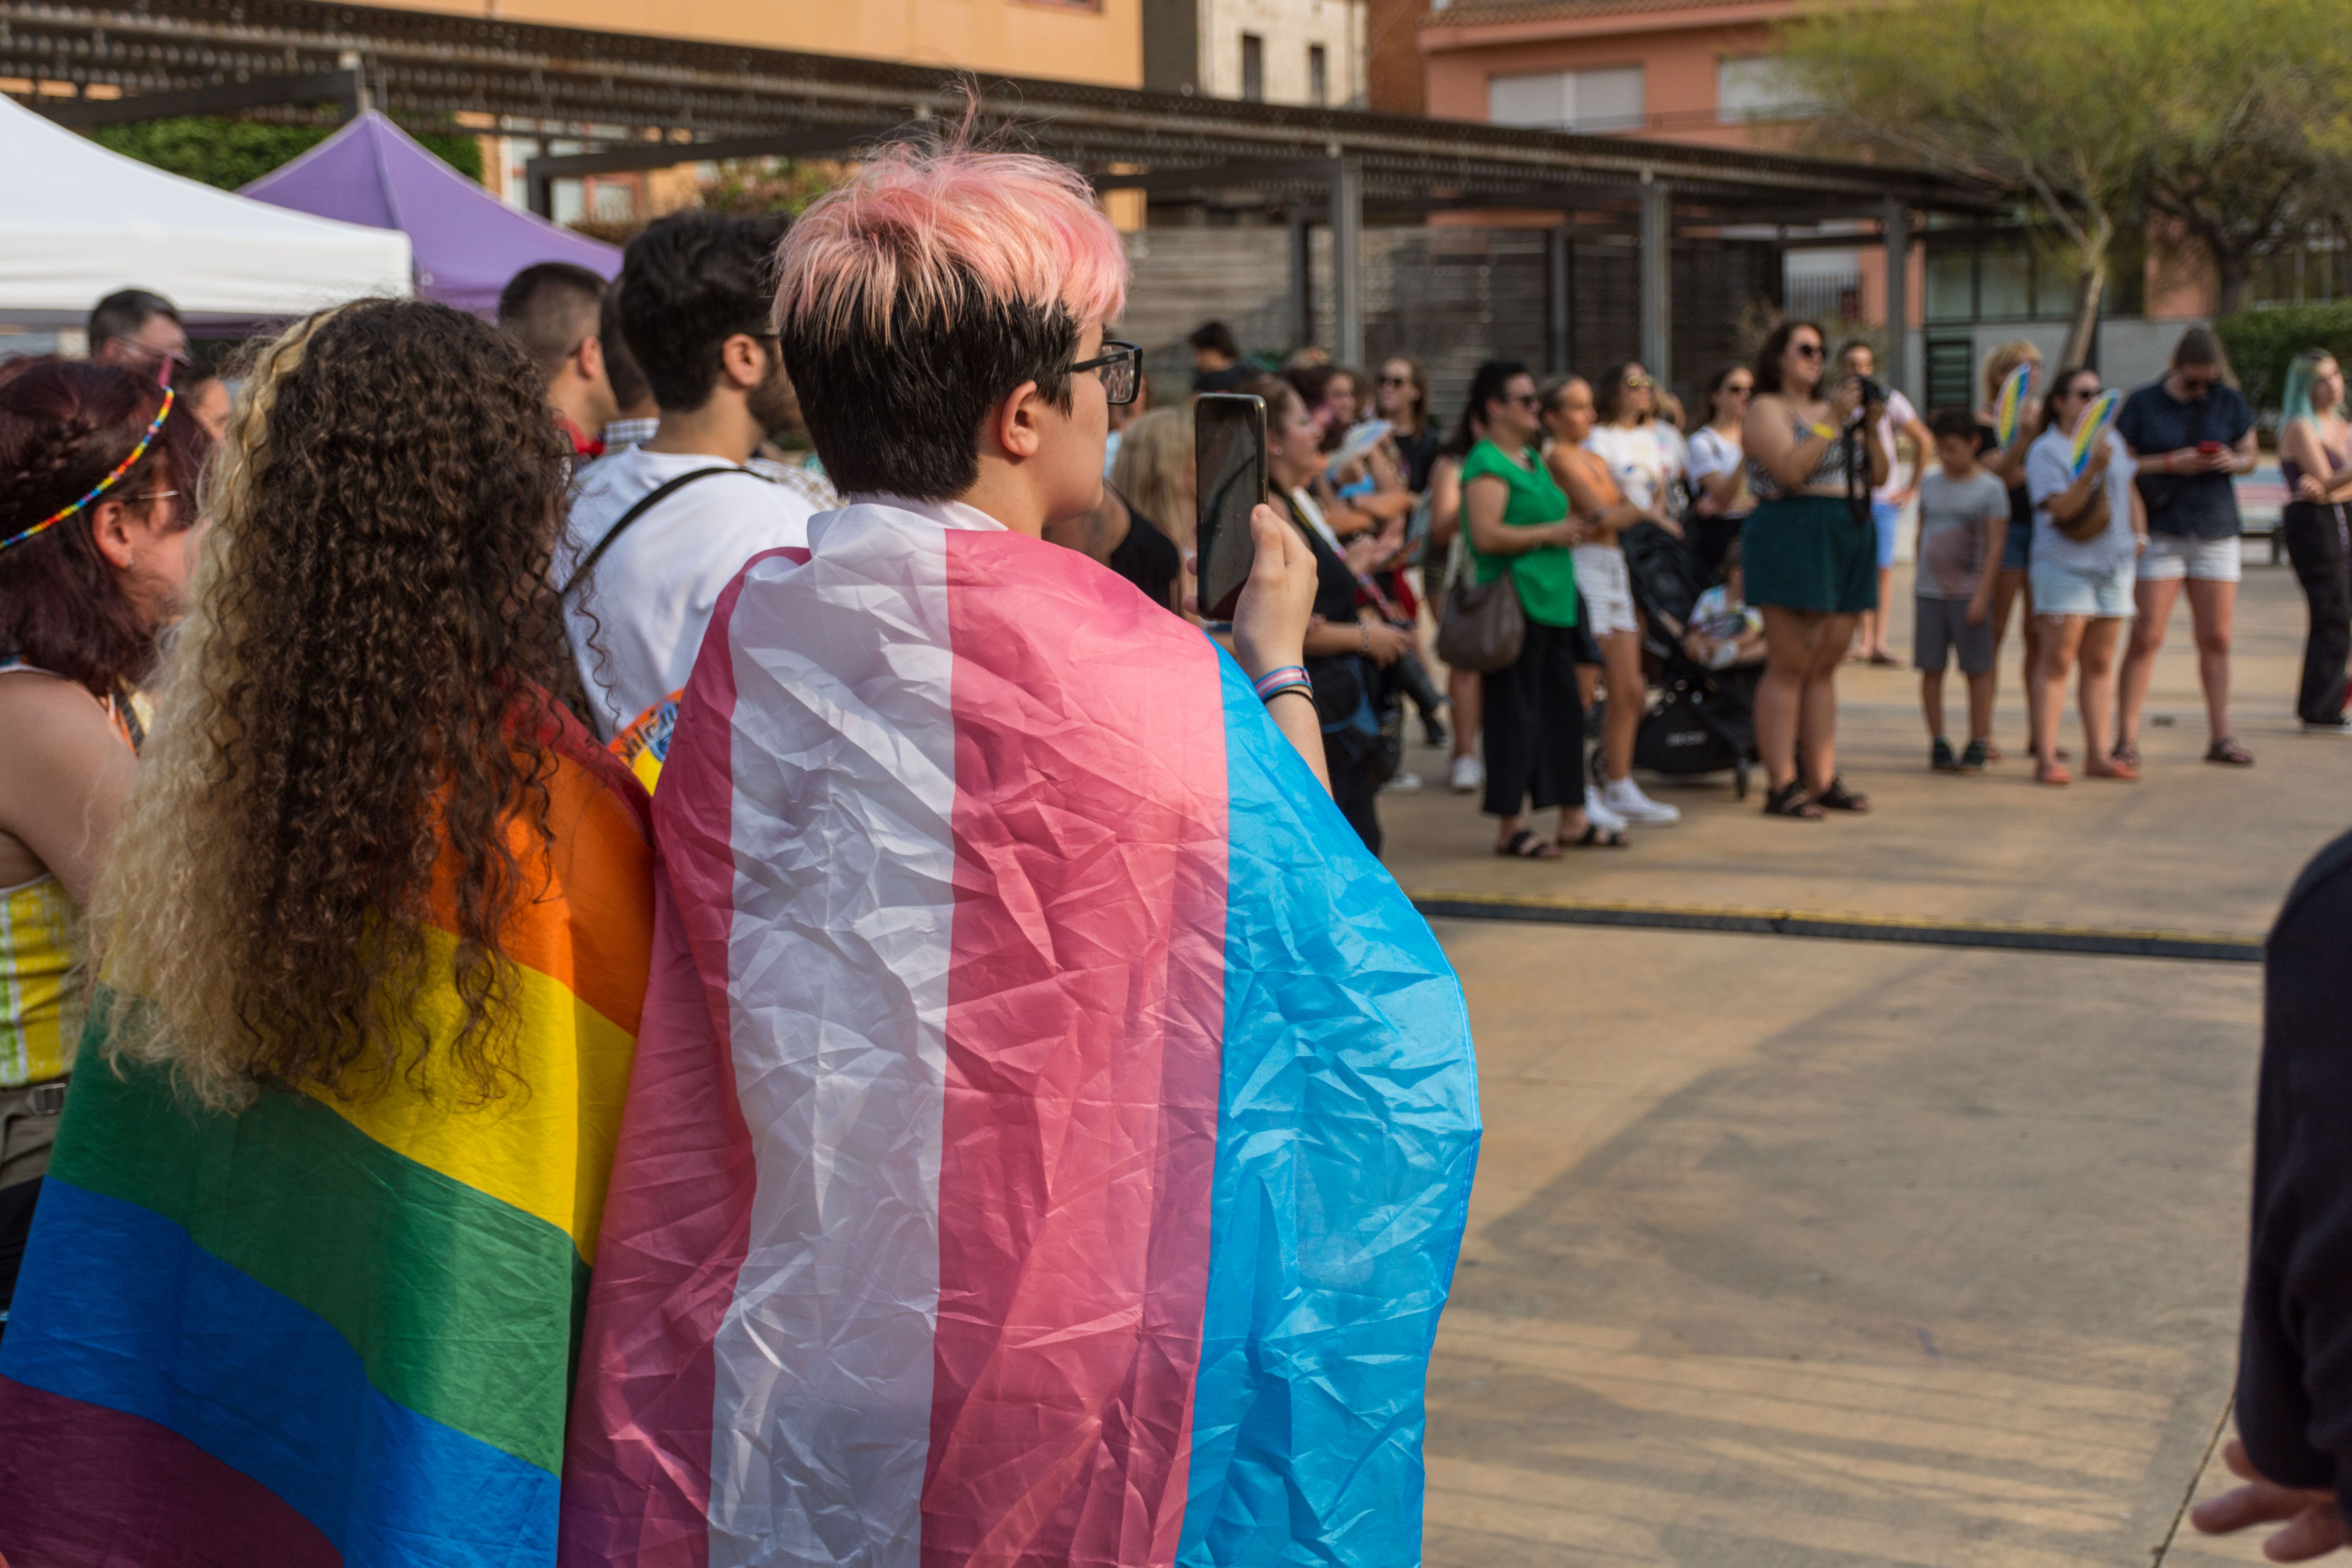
[{"xmin": 709, "ymin": 507, "xmax": 956, "ymax": 1566}]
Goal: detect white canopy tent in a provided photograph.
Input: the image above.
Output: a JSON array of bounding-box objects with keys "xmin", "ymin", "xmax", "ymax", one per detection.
[{"xmin": 0, "ymin": 93, "xmax": 412, "ymax": 327}]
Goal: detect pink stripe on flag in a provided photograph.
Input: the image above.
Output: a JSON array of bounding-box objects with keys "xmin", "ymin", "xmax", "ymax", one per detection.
[
  {"xmin": 560, "ymin": 553, "xmax": 795, "ymax": 1567},
  {"xmin": 920, "ymin": 532, "xmax": 1229, "ymax": 1567}
]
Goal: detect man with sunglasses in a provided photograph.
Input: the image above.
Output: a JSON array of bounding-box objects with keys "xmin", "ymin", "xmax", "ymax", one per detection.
[{"xmin": 2114, "ymin": 326, "xmax": 2259, "ymax": 767}]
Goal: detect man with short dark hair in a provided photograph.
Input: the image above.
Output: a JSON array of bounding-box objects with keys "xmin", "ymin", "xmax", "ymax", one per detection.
[
  {"xmin": 555, "ymin": 211, "xmax": 817, "ymax": 752},
  {"xmin": 1191, "ymin": 319, "xmax": 1250, "ymax": 393},
  {"xmin": 496, "ymin": 261, "xmax": 618, "ymax": 457},
  {"xmin": 87, "ymin": 289, "xmax": 187, "ymax": 381},
  {"xmin": 594, "ymin": 277, "xmax": 659, "ymax": 452}
]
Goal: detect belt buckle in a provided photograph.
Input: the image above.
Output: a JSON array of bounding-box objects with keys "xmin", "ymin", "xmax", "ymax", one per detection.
[{"xmin": 22, "ymin": 1082, "xmax": 66, "ymax": 1117}]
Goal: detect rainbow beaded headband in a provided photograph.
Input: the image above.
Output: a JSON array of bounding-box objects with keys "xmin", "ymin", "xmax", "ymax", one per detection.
[{"xmin": 0, "ymin": 385, "xmax": 176, "ymax": 554}]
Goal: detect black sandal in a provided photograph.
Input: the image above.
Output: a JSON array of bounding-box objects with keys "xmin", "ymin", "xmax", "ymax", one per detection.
[
  {"xmin": 1560, "ymin": 824, "xmax": 1629, "ymax": 849},
  {"xmin": 1815, "ymin": 777, "xmax": 1872, "ymax": 812},
  {"xmin": 1762, "ymin": 781, "xmax": 1824, "ymax": 819},
  {"xmin": 1495, "ymin": 828, "xmax": 1562, "ymax": 860}
]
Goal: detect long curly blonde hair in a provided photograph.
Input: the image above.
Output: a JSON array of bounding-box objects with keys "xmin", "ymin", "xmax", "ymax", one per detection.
[{"xmin": 96, "ymin": 299, "xmax": 577, "ymax": 1109}]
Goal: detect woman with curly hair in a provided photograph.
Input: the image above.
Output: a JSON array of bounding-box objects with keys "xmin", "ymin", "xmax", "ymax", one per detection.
[
  {"xmin": 0, "ymin": 299, "xmax": 656, "ymax": 1563},
  {"xmin": 0, "ymin": 356, "xmax": 212, "ymax": 1314}
]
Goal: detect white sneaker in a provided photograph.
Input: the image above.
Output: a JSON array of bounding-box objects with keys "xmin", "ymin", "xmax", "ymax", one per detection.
[
  {"xmin": 1448, "ymin": 754, "xmax": 1485, "ymax": 793},
  {"xmin": 1383, "ymin": 771, "xmax": 1423, "ymax": 793},
  {"xmin": 1581, "ymin": 794, "xmax": 1627, "ymax": 835},
  {"xmin": 1601, "ymin": 777, "xmax": 1681, "ymax": 825}
]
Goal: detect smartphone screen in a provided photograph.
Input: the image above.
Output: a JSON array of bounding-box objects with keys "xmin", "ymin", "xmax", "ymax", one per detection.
[{"xmin": 1194, "ymin": 393, "xmax": 1267, "ymax": 621}]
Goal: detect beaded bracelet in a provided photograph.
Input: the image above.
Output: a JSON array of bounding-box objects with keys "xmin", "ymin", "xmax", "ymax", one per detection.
[{"xmin": 1250, "ymin": 665, "xmax": 1310, "ymax": 702}]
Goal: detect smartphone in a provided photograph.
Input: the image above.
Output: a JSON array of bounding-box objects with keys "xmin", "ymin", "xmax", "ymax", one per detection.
[
  {"xmin": 2197, "ymin": 441, "xmax": 2226, "ymax": 455},
  {"xmin": 1194, "ymin": 393, "xmax": 1267, "ymax": 621}
]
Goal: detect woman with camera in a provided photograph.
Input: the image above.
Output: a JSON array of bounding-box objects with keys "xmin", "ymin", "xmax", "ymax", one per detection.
[
  {"xmin": 1739, "ymin": 320, "xmax": 1889, "ymax": 819},
  {"xmin": 2025, "ymin": 367, "xmax": 2147, "ymax": 784}
]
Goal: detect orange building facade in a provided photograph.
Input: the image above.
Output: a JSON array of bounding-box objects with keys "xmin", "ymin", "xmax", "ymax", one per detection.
[
  {"xmin": 380, "ymin": 0, "xmax": 1143, "ymax": 86},
  {"xmin": 1417, "ymin": 0, "xmax": 1802, "ymax": 148},
  {"xmin": 1388, "ymin": 0, "xmax": 2219, "ymax": 403}
]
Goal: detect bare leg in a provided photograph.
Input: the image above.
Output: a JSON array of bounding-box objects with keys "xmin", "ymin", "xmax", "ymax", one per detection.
[
  {"xmin": 1920, "ymin": 668, "xmax": 1946, "ymax": 740},
  {"xmin": 1964, "ymin": 668, "xmax": 1996, "ymax": 742},
  {"xmin": 2118, "ymin": 575, "xmax": 2183, "ymax": 747},
  {"xmin": 2185, "ymin": 576, "xmax": 2238, "ymax": 742},
  {"xmin": 1988, "ymin": 568, "xmax": 2025, "ymax": 744},
  {"xmin": 1799, "ymin": 612, "xmax": 1857, "ymax": 792},
  {"xmin": 1874, "ymin": 564, "xmax": 1897, "ymax": 657},
  {"xmin": 1757, "ymin": 605, "xmax": 1824, "ymax": 790},
  {"xmin": 1575, "ymin": 660, "xmax": 1599, "ymax": 714},
  {"xmin": 2033, "ymin": 614, "xmax": 2087, "ymax": 768},
  {"xmin": 1602, "ymin": 629, "xmax": 1643, "ymax": 782},
  {"xmin": 2076, "ymin": 616, "xmax": 2125, "ymax": 760},
  {"xmin": 1448, "ymin": 665, "xmax": 1481, "ymax": 762}
]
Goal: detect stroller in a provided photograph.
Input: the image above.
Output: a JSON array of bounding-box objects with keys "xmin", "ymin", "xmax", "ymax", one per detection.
[{"xmin": 1592, "ymin": 522, "xmax": 1760, "ymax": 799}]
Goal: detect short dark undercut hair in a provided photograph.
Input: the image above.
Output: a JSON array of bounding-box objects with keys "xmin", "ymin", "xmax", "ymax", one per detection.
[
  {"xmin": 87, "ymin": 289, "xmax": 181, "ymax": 355},
  {"xmin": 496, "ymin": 262, "xmax": 608, "ymax": 383},
  {"xmin": 781, "ymin": 273, "xmax": 1076, "ymax": 500},
  {"xmin": 617, "ymin": 212, "xmax": 789, "ymax": 414}
]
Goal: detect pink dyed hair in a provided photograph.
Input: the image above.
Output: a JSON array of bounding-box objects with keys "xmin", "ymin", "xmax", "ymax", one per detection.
[{"xmin": 773, "ymin": 142, "xmax": 1127, "ymax": 345}]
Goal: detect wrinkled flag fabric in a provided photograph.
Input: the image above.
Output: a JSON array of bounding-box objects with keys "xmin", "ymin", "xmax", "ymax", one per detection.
[
  {"xmin": 0, "ymin": 701, "xmax": 654, "ymax": 1566},
  {"xmin": 560, "ymin": 497, "xmax": 1481, "ymax": 1568}
]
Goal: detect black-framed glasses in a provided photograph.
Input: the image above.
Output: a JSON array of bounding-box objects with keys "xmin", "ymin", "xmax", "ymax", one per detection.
[{"xmin": 1071, "ymin": 340, "xmax": 1142, "ymax": 405}]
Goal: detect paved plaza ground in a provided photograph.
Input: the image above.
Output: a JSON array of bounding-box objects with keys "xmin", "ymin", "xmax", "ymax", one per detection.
[{"xmin": 1399, "ymin": 555, "xmax": 2343, "ymax": 1566}]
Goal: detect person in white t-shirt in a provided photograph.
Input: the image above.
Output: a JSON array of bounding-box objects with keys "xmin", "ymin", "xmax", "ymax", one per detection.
[
  {"xmin": 1581, "ymin": 360, "xmax": 1686, "ymax": 520},
  {"xmin": 1837, "ymin": 341, "xmax": 1936, "ymax": 664},
  {"xmin": 556, "ymin": 211, "xmax": 821, "ymax": 751}
]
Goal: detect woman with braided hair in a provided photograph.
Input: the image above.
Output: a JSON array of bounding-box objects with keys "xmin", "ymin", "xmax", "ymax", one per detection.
[{"xmin": 0, "ymin": 356, "xmax": 211, "ymax": 1316}]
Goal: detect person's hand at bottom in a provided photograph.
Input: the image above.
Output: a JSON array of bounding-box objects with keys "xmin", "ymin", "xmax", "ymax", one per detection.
[
  {"xmin": 2190, "ymin": 1440, "xmax": 2351, "ymax": 1561},
  {"xmin": 1231, "ymin": 503, "xmax": 1317, "ymax": 682}
]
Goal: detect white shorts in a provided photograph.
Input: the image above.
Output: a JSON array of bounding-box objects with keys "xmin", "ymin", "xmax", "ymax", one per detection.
[
  {"xmin": 2135, "ymin": 533, "xmax": 2241, "ymax": 583},
  {"xmin": 1572, "ymin": 543, "xmax": 1638, "ymax": 637}
]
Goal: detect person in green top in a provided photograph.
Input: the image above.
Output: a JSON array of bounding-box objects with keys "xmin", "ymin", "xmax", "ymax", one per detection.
[{"xmin": 1457, "ymin": 360, "xmax": 1624, "ymax": 857}]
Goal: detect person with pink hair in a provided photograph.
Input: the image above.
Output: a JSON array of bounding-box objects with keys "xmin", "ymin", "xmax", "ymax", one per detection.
[{"xmin": 561, "ymin": 136, "xmax": 1481, "ymax": 1568}]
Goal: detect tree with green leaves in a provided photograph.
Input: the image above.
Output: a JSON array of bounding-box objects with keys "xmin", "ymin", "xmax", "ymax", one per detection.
[
  {"xmin": 2132, "ymin": 2, "xmax": 2352, "ymax": 316},
  {"xmin": 1781, "ymin": 0, "xmax": 2352, "ymax": 365}
]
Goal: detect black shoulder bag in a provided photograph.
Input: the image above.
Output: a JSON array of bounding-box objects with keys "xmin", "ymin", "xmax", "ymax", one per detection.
[{"xmin": 559, "ymin": 466, "xmax": 745, "ymax": 601}]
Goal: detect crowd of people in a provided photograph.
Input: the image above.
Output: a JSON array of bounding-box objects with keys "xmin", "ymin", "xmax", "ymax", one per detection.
[
  {"xmin": 1116, "ymin": 316, "xmax": 2341, "ymax": 853},
  {"xmin": 0, "ymin": 144, "xmax": 2348, "ymax": 1558},
  {"xmin": 0, "ymin": 136, "xmax": 1486, "ymax": 1564}
]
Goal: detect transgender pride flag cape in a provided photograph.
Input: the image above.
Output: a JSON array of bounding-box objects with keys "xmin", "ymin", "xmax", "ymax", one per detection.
[{"xmin": 561, "ymin": 497, "xmax": 1480, "ymax": 1567}]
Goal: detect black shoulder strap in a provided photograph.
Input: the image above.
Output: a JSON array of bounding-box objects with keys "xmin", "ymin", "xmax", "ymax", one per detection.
[{"xmin": 560, "ymin": 466, "xmax": 746, "ymax": 601}]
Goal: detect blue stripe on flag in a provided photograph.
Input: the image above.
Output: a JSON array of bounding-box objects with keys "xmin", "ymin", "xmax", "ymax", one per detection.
[
  {"xmin": 0, "ymin": 1178, "xmax": 559, "ymax": 1568},
  {"xmin": 1178, "ymin": 649, "xmax": 1481, "ymax": 1566}
]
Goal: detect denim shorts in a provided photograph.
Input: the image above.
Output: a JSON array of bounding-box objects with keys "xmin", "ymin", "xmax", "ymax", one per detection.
[
  {"xmin": 2001, "ymin": 517, "xmax": 2032, "ymax": 573},
  {"xmin": 2135, "ymin": 532, "xmax": 2241, "ymax": 582},
  {"xmin": 1871, "ymin": 499, "xmax": 1903, "ymax": 570},
  {"xmin": 2029, "ymin": 559, "xmax": 2135, "ymax": 618}
]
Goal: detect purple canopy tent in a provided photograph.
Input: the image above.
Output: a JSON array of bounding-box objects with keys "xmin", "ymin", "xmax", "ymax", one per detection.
[{"xmin": 241, "ymin": 112, "xmax": 620, "ymax": 316}]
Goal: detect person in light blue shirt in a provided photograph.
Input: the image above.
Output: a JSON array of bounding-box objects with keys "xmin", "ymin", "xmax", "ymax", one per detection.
[{"xmin": 2023, "ymin": 366, "xmax": 2146, "ymax": 785}]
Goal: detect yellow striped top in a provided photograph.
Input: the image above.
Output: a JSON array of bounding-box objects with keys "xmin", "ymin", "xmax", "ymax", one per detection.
[{"xmin": 0, "ymin": 874, "xmax": 80, "ymax": 1088}]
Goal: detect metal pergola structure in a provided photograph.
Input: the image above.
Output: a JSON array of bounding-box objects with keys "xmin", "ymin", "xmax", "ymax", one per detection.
[{"xmin": 2, "ymin": 0, "xmax": 2001, "ymax": 385}]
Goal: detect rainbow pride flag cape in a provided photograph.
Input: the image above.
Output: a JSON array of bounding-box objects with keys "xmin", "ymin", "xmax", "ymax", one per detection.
[
  {"xmin": 561, "ymin": 499, "xmax": 1481, "ymax": 1567},
  {"xmin": 0, "ymin": 706, "xmax": 653, "ymax": 1566}
]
